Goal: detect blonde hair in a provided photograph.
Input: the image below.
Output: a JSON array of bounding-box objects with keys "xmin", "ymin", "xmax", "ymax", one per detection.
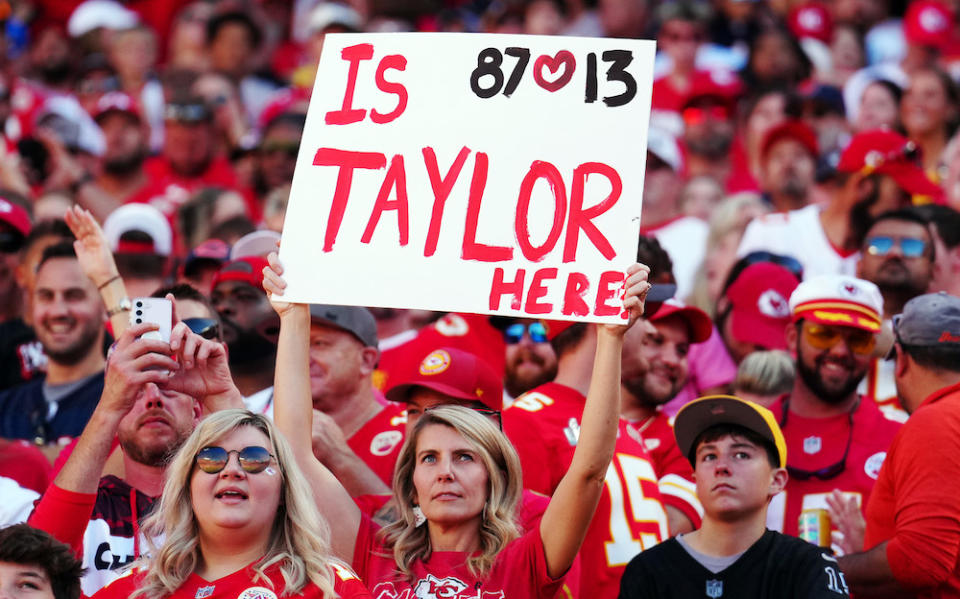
[
  {"xmin": 134, "ymin": 409, "xmax": 342, "ymax": 599},
  {"xmin": 734, "ymin": 350, "xmax": 795, "ymax": 397},
  {"xmin": 381, "ymin": 406, "xmax": 522, "ymax": 579}
]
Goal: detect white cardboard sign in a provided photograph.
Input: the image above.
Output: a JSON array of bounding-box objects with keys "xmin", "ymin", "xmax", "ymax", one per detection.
[{"xmin": 280, "ymin": 33, "xmax": 655, "ymax": 323}]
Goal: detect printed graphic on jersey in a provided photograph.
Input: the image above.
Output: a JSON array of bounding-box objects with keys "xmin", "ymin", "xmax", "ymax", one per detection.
[
  {"xmin": 372, "ymin": 575, "xmax": 506, "ymax": 599},
  {"xmin": 370, "ymin": 430, "xmax": 403, "ymax": 456},
  {"xmin": 803, "ymin": 436, "xmax": 822, "ymax": 455},
  {"xmin": 706, "ymin": 579, "xmax": 723, "ymax": 598},
  {"xmin": 863, "ymin": 452, "xmax": 886, "ymax": 480},
  {"xmin": 195, "ymin": 585, "xmax": 214, "ymax": 598},
  {"xmin": 420, "ymin": 350, "xmax": 451, "ymax": 375},
  {"xmin": 236, "ymin": 587, "xmax": 277, "ymax": 599}
]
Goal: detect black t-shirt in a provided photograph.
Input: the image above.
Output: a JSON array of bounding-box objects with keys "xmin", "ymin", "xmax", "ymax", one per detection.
[
  {"xmin": 0, "ymin": 318, "xmax": 45, "ymax": 392},
  {"xmin": 619, "ymin": 530, "xmax": 850, "ymax": 599}
]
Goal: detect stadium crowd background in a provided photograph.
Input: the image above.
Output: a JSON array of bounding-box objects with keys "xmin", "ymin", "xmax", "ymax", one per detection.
[{"xmin": 2, "ymin": 0, "xmax": 960, "ymax": 597}]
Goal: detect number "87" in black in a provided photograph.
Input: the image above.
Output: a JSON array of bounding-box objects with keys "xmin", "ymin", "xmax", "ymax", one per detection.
[{"xmin": 469, "ymin": 47, "xmax": 638, "ymax": 107}]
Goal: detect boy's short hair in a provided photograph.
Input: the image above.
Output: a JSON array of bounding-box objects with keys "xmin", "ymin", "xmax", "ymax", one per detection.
[
  {"xmin": 691, "ymin": 423, "xmax": 781, "ymax": 469},
  {"xmin": 0, "ymin": 524, "xmax": 85, "ymax": 599}
]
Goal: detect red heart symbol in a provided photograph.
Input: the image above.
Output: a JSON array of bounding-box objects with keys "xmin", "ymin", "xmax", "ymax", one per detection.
[
  {"xmin": 844, "ymin": 284, "xmax": 855, "ymax": 294},
  {"xmin": 533, "ymin": 51, "xmax": 576, "ymax": 92}
]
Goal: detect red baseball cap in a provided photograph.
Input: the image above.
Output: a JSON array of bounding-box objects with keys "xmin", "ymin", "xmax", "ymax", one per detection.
[
  {"xmin": 788, "ymin": 2, "xmax": 833, "ymax": 43},
  {"xmin": 92, "ymin": 91, "xmax": 142, "ymax": 123},
  {"xmin": 726, "ymin": 263, "xmax": 800, "ymax": 350},
  {"xmin": 836, "ymin": 129, "xmax": 943, "ymax": 198},
  {"xmin": 0, "ymin": 197, "xmax": 30, "ymax": 237},
  {"xmin": 385, "ymin": 347, "xmax": 503, "ymax": 411},
  {"xmin": 211, "ymin": 256, "xmax": 269, "ymax": 291},
  {"xmin": 761, "ymin": 120, "xmax": 819, "ymax": 161},
  {"xmin": 904, "ymin": 0, "xmax": 953, "ymax": 50},
  {"xmin": 681, "ymin": 70, "xmax": 743, "ymax": 112},
  {"xmin": 648, "ymin": 299, "xmax": 713, "ymax": 344}
]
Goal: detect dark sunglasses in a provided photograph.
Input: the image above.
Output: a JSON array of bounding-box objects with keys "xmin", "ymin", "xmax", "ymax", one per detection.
[
  {"xmin": 865, "ymin": 236, "xmax": 928, "ymax": 258},
  {"xmin": 504, "ymin": 322, "xmax": 548, "ymax": 344},
  {"xmin": 780, "ymin": 399, "xmax": 855, "ymax": 481},
  {"xmin": 195, "ymin": 445, "xmax": 275, "ymax": 474},
  {"xmin": 0, "ymin": 231, "xmax": 25, "ymax": 254},
  {"xmin": 259, "ymin": 141, "xmax": 300, "ymax": 158},
  {"xmin": 183, "ymin": 317, "xmax": 220, "ymax": 341}
]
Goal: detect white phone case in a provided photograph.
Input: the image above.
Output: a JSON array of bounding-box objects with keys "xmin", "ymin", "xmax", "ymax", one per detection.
[{"xmin": 129, "ymin": 298, "xmax": 172, "ymax": 343}]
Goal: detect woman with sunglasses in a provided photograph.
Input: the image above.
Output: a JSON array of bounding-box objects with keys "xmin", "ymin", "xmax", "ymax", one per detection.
[
  {"xmin": 90, "ymin": 409, "xmax": 371, "ymax": 599},
  {"xmin": 263, "ymin": 253, "xmax": 651, "ymax": 597}
]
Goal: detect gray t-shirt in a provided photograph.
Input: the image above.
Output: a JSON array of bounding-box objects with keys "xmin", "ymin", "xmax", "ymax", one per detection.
[{"xmin": 675, "ymin": 533, "xmax": 747, "ymax": 574}]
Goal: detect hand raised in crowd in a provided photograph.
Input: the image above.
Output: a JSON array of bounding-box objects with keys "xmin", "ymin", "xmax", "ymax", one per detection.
[
  {"xmin": 310, "ymin": 409, "xmax": 350, "ymax": 464},
  {"xmin": 64, "ymin": 206, "xmax": 119, "ymax": 289},
  {"xmin": 101, "ymin": 323, "xmax": 180, "ymax": 417},
  {"xmin": 601, "ymin": 263, "xmax": 651, "ymax": 336},
  {"xmin": 166, "ymin": 319, "xmax": 240, "ymax": 411},
  {"xmin": 262, "ymin": 250, "xmax": 306, "ymax": 319},
  {"xmin": 34, "ymin": 126, "xmax": 87, "ymax": 194},
  {"xmin": 826, "ymin": 489, "xmax": 866, "ymax": 555}
]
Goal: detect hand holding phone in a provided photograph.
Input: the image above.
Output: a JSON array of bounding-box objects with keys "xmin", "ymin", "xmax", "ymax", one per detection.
[{"xmin": 129, "ymin": 298, "xmax": 172, "ymax": 343}]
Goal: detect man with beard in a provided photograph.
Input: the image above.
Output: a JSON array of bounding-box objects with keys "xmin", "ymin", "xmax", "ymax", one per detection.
[
  {"xmin": 502, "ymin": 319, "xmax": 557, "ymax": 402},
  {"xmin": 620, "ymin": 299, "xmax": 713, "ymax": 535},
  {"xmin": 209, "ymin": 257, "xmax": 278, "ymax": 414},
  {"xmin": 73, "ymin": 93, "xmax": 150, "ymax": 221},
  {"xmin": 0, "ymin": 242, "xmax": 106, "ymax": 446},
  {"xmin": 757, "ymin": 120, "xmax": 818, "ymax": 213},
  {"xmin": 739, "ymin": 130, "xmax": 942, "ymax": 280},
  {"xmin": 28, "ymin": 318, "xmax": 242, "ymax": 596},
  {"xmin": 764, "ymin": 275, "xmax": 901, "ymax": 542},
  {"xmin": 681, "ymin": 83, "xmax": 738, "ymax": 184}
]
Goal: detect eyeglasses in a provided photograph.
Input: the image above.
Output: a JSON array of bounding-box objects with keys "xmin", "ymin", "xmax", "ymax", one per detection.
[
  {"xmin": 259, "ymin": 141, "xmax": 300, "ymax": 158},
  {"xmin": 504, "ymin": 322, "xmax": 548, "ymax": 344},
  {"xmin": 780, "ymin": 399, "xmax": 856, "ymax": 481},
  {"xmin": 184, "ymin": 318, "xmax": 220, "ymax": 341},
  {"xmin": 802, "ymin": 322, "xmax": 877, "ymax": 355},
  {"xmin": 0, "ymin": 231, "xmax": 24, "ymax": 254},
  {"xmin": 865, "ymin": 235, "xmax": 928, "ymax": 258},
  {"xmin": 195, "ymin": 445, "xmax": 275, "ymax": 474}
]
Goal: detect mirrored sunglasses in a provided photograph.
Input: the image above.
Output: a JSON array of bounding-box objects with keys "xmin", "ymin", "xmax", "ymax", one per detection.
[
  {"xmin": 195, "ymin": 445, "xmax": 274, "ymax": 474},
  {"xmin": 184, "ymin": 317, "xmax": 220, "ymax": 341},
  {"xmin": 865, "ymin": 236, "xmax": 927, "ymax": 258},
  {"xmin": 504, "ymin": 322, "xmax": 548, "ymax": 344}
]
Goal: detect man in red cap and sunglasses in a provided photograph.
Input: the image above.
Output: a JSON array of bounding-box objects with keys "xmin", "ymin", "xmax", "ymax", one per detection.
[
  {"xmin": 764, "ymin": 274, "xmax": 900, "ymax": 546},
  {"xmin": 739, "ymin": 129, "xmax": 943, "ymax": 281}
]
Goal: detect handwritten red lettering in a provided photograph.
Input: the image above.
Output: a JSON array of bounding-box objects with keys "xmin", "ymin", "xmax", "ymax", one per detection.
[
  {"xmin": 562, "ymin": 272, "xmax": 590, "ymax": 316},
  {"xmin": 361, "ymin": 154, "xmax": 409, "ymax": 245},
  {"xmin": 563, "ymin": 162, "xmax": 621, "ymax": 262},
  {"xmin": 462, "ymin": 152, "xmax": 513, "ymax": 262},
  {"xmin": 423, "ymin": 146, "xmax": 470, "ymax": 257},
  {"xmin": 524, "ymin": 268, "xmax": 557, "ymax": 314},
  {"xmin": 313, "ymin": 148, "xmax": 386, "ymax": 251},
  {"xmin": 325, "ymin": 44, "xmax": 374, "ymax": 125},
  {"xmin": 515, "ymin": 161, "xmax": 566, "ymax": 262},
  {"xmin": 371, "ymin": 54, "xmax": 408, "ymax": 124},
  {"xmin": 594, "ymin": 270, "xmax": 625, "ymax": 316},
  {"xmin": 489, "ymin": 268, "xmax": 525, "ymax": 310}
]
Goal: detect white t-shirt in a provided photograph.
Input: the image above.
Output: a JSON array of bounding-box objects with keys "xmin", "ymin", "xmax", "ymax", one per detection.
[
  {"xmin": 0, "ymin": 476, "xmax": 39, "ymax": 526},
  {"xmin": 737, "ymin": 204, "xmax": 859, "ymax": 280},
  {"xmin": 649, "ymin": 216, "xmax": 709, "ymax": 300}
]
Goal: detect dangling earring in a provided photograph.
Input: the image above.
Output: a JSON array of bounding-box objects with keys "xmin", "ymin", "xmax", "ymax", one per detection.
[{"xmin": 413, "ymin": 505, "xmax": 426, "ymax": 527}]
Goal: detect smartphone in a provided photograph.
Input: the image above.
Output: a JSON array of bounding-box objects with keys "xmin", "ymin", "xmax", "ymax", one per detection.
[{"xmin": 129, "ymin": 298, "xmax": 172, "ymax": 343}]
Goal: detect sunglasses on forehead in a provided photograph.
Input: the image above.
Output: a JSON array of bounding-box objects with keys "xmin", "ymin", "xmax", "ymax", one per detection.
[
  {"xmin": 504, "ymin": 322, "xmax": 548, "ymax": 344},
  {"xmin": 195, "ymin": 445, "xmax": 275, "ymax": 474}
]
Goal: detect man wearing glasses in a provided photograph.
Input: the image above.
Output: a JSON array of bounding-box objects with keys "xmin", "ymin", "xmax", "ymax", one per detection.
[
  {"xmin": 855, "ymin": 207, "xmax": 936, "ymax": 422},
  {"xmin": 764, "ymin": 275, "xmax": 900, "ymax": 545},
  {"xmin": 501, "ymin": 319, "xmax": 557, "ymax": 404},
  {"xmin": 838, "ymin": 292, "xmax": 960, "ymax": 597}
]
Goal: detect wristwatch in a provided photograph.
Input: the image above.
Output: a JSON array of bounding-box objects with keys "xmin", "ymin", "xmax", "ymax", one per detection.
[{"xmin": 106, "ymin": 297, "xmax": 132, "ymax": 318}]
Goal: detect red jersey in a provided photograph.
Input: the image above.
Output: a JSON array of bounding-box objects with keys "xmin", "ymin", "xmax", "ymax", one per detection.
[
  {"xmin": 503, "ymin": 383, "xmax": 669, "ymax": 599},
  {"xmin": 858, "ymin": 357, "xmax": 909, "ymax": 423},
  {"xmin": 347, "ymin": 402, "xmax": 407, "ymax": 487},
  {"xmin": 93, "ymin": 562, "xmax": 370, "ymax": 599},
  {"xmin": 766, "ymin": 396, "xmax": 901, "ymax": 540},
  {"xmin": 626, "ymin": 412, "xmax": 702, "ymax": 528},
  {"xmin": 865, "ymin": 381, "xmax": 960, "ymax": 597},
  {"xmin": 354, "ymin": 516, "xmax": 563, "ymax": 599}
]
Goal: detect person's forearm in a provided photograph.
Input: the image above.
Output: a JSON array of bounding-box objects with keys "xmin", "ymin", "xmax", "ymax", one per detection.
[
  {"xmin": 570, "ymin": 326, "xmax": 623, "ymax": 477},
  {"xmin": 273, "ymin": 308, "xmax": 314, "ymax": 457},
  {"xmin": 98, "ymin": 276, "xmax": 130, "ymax": 337},
  {"xmin": 52, "ymin": 407, "xmax": 124, "ymax": 493},
  {"xmin": 202, "ymin": 387, "xmax": 245, "ymax": 414},
  {"xmin": 838, "ymin": 542, "xmax": 906, "ymax": 597},
  {"xmin": 320, "ymin": 446, "xmax": 391, "ymax": 497}
]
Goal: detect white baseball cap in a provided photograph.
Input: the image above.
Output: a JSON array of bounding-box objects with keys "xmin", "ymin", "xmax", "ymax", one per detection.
[{"xmin": 103, "ymin": 204, "xmax": 172, "ymax": 257}]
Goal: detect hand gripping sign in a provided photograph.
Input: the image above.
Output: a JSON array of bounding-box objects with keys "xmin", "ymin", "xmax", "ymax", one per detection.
[{"xmin": 280, "ymin": 33, "xmax": 656, "ymax": 323}]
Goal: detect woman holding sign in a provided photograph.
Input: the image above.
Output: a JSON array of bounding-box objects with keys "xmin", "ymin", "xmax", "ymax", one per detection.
[{"xmin": 262, "ymin": 251, "xmax": 651, "ymax": 598}]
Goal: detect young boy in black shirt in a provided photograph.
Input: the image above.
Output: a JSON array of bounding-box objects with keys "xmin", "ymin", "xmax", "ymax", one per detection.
[{"xmin": 619, "ymin": 395, "xmax": 850, "ymax": 599}]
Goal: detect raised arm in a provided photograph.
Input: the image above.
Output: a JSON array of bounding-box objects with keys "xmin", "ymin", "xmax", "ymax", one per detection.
[
  {"xmin": 539, "ymin": 264, "xmax": 650, "ymax": 578},
  {"xmin": 262, "ymin": 253, "xmax": 361, "ymax": 563}
]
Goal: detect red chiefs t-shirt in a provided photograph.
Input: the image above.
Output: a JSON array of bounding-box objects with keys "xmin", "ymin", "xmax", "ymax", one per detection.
[
  {"xmin": 503, "ymin": 383, "xmax": 669, "ymax": 599},
  {"xmin": 92, "ymin": 562, "xmax": 371, "ymax": 599},
  {"xmin": 626, "ymin": 412, "xmax": 702, "ymax": 528},
  {"xmin": 766, "ymin": 396, "xmax": 901, "ymax": 539},
  {"xmin": 347, "ymin": 402, "xmax": 407, "ymax": 487},
  {"xmin": 354, "ymin": 516, "xmax": 563, "ymax": 599}
]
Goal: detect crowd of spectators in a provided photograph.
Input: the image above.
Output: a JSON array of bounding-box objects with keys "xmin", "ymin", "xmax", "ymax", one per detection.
[{"xmin": 1, "ymin": 0, "xmax": 960, "ymax": 597}]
